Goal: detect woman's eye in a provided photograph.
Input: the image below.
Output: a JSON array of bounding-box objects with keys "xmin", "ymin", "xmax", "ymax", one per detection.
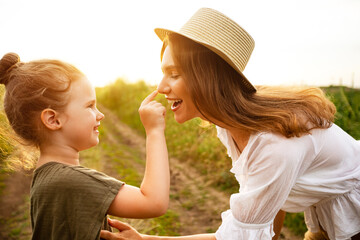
[{"xmin": 171, "ymin": 74, "xmax": 180, "ymax": 79}]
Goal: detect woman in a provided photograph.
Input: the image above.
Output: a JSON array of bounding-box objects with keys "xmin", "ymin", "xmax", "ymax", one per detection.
[{"xmin": 101, "ymin": 8, "xmax": 360, "ymax": 240}]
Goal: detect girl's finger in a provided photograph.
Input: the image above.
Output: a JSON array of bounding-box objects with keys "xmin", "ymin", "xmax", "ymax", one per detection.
[{"xmin": 141, "ymin": 90, "xmax": 158, "ymax": 106}]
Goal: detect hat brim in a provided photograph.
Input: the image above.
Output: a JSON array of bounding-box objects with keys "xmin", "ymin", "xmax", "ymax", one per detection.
[{"xmin": 154, "ymin": 28, "xmax": 256, "ymax": 93}]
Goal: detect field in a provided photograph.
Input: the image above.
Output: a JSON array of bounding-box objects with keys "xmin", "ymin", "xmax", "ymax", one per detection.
[{"xmin": 0, "ymin": 82, "xmax": 359, "ymax": 239}]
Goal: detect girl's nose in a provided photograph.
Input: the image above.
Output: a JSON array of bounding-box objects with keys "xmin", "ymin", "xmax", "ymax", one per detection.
[
  {"xmin": 97, "ymin": 110, "xmax": 105, "ymax": 121},
  {"xmin": 157, "ymin": 76, "xmax": 171, "ymax": 94}
]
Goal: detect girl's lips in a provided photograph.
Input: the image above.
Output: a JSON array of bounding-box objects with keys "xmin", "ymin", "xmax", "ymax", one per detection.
[{"xmin": 94, "ymin": 125, "xmax": 100, "ymax": 133}]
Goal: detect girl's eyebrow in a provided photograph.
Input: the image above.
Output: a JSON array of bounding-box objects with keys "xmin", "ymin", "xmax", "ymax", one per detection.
[{"xmin": 85, "ymin": 99, "xmax": 96, "ymax": 106}]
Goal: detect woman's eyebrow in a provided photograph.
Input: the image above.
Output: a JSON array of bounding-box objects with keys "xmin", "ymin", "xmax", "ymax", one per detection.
[{"xmin": 161, "ymin": 65, "xmax": 178, "ymax": 73}]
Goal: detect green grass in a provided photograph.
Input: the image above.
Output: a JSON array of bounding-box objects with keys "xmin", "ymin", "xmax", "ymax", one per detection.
[
  {"xmin": 112, "ymin": 210, "xmax": 181, "ymax": 236},
  {"xmin": 0, "ymin": 86, "xmax": 15, "ymax": 165},
  {"xmin": 323, "ymin": 86, "xmax": 360, "ymax": 139},
  {"xmin": 0, "ymin": 195, "xmax": 32, "ymax": 240},
  {"xmin": 284, "ymin": 212, "xmax": 308, "ymax": 236},
  {"xmin": 146, "ymin": 210, "xmax": 181, "ymax": 236},
  {"xmin": 0, "ymin": 168, "xmax": 8, "ymax": 196}
]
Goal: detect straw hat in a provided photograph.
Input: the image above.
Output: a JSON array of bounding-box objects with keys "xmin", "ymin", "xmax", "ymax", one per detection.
[{"xmin": 155, "ymin": 7, "xmax": 256, "ymax": 93}]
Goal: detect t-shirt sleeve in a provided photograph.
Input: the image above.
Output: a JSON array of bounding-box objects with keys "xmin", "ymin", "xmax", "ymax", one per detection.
[
  {"xmin": 31, "ymin": 164, "xmax": 124, "ymax": 240},
  {"xmin": 64, "ymin": 166, "xmax": 124, "ymax": 239},
  {"xmin": 215, "ymin": 133, "xmax": 315, "ymax": 239}
]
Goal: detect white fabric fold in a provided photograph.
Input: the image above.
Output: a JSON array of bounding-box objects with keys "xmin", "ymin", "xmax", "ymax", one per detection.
[
  {"xmin": 215, "ymin": 210, "xmax": 274, "ymax": 240},
  {"xmin": 306, "ymin": 182, "xmax": 360, "ymax": 240},
  {"xmin": 214, "ymin": 124, "xmax": 360, "ymax": 240}
]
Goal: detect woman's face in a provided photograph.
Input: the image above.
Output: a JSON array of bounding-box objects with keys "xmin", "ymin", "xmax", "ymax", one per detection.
[{"xmin": 157, "ymin": 46, "xmax": 201, "ymax": 124}]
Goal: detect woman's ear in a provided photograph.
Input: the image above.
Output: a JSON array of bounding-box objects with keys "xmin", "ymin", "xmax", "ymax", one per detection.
[{"xmin": 41, "ymin": 108, "xmax": 62, "ymax": 130}]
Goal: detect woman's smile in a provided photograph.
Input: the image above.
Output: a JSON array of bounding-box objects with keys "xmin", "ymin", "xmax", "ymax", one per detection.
[{"xmin": 167, "ymin": 97, "xmax": 183, "ymax": 111}]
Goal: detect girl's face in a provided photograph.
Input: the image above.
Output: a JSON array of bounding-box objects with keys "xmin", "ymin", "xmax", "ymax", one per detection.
[
  {"xmin": 158, "ymin": 46, "xmax": 201, "ymax": 124},
  {"xmin": 59, "ymin": 77, "xmax": 104, "ymax": 151}
]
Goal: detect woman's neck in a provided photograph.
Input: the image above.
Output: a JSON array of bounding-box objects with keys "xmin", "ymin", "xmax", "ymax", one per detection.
[
  {"xmin": 208, "ymin": 117, "xmax": 251, "ymax": 153},
  {"xmin": 227, "ymin": 126, "xmax": 251, "ymax": 153},
  {"xmin": 37, "ymin": 144, "xmax": 80, "ymax": 168}
]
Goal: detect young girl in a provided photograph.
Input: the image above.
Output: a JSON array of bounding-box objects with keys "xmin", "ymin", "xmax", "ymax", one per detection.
[{"xmin": 0, "ymin": 52, "xmax": 170, "ymax": 240}]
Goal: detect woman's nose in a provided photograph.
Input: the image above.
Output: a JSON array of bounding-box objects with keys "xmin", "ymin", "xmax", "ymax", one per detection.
[{"xmin": 157, "ymin": 76, "xmax": 171, "ymax": 94}]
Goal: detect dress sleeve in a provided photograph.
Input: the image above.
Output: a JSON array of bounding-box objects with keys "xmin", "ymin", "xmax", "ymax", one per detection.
[{"xmin": 215, "ymin": 132, "xmax": 315, "ymax": 240}]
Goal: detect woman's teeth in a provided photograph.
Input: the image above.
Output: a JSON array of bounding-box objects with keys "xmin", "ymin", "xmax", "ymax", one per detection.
[{"xmin": 170, "ymin": 99, "xmax": 183, "ymax": 110}]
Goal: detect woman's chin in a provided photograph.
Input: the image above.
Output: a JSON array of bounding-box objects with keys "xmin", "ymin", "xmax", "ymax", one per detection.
[
  {"xmin": 174, "ymin": 115, "xmax": 188, "ymax": 124},
  {"xmin": 175, "ymin": 118, "xmax": 185, "ymax": 124},
  {"xmin": 174, "ymin": 114, "xmax": 197, "ymax": 124}
]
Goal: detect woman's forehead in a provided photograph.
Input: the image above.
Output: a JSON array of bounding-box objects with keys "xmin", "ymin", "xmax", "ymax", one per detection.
[{"xmin": 161, "ymin": 46, "xmax": 176, "ymax": 72}]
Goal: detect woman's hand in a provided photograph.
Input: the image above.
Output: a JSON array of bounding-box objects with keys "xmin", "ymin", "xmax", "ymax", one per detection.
[
  {"xmin": 139, "ymin": 90, "xmax": 166, "ymax": 135},
  {"xmin": 102, "ymin": 219, "xmax": 217, "ymax": 240},
  {"xmin": 100, "ymin": 219, "xmax": 143, "ymax": 240}
]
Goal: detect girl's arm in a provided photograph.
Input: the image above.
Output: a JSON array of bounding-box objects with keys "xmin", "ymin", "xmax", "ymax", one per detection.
[
  {"xmin": 107, "ymin": 90, "xmax": 170, "ymax": 218},
  {"xmin": 100, "ymin": 219, "xmax": 216, "ymax": 240}
]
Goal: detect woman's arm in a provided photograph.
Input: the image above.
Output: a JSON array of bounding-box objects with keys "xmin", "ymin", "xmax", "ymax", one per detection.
[
  {"xmin": 100, "ymin": 219, "xmax": 216, "ymax": 240},
  {"xmin": 107, "ymin": 91, "xmax": 170, "ymax": 218},
  {"xmin": 272, "ymin": 210, "xmax": 286, "ymax": 240},
  {"xmin": 143, "ymin": 234, "xmax": 216, "ymax": 240}
]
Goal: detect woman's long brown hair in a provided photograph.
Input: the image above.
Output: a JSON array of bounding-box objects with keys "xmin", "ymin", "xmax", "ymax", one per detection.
[{"xmin": 162, "ymin": 34, "xmax": 336, "ymax": 138}]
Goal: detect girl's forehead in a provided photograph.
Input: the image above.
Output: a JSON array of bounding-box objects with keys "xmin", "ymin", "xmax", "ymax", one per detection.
[
  {"xmin": 68, "ymin": 77, "xmax": 95, "ymax": 99},
  {"xmin": 73, "ymin": 77, "xmax": 93, "ymax": 89}
]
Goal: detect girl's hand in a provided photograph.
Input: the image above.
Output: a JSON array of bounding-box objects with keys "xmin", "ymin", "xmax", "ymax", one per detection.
[
  {"xmin": 139, "ymin": 90, "xmax": 166, "ymax": 134},
  {"xmin": 100, "ymin": 219, "xmax": 143, "ymax": 240}
]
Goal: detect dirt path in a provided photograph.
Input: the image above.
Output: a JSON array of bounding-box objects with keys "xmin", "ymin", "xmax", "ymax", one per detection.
[
  {"xmin": 0, "ymin": 169, "xmax": 32, "ymax": 240},
  {"xmin": 0, "ymin": 106, "xmax": 303, "ymax": 239}
]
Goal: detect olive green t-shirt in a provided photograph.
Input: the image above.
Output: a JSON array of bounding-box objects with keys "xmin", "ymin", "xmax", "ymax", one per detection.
[{"xmin": 30, "ymin": 162, "xmax": 124, "ymax": 240}]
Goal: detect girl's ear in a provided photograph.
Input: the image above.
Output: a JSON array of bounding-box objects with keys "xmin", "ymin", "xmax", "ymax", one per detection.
[{"xmin": 41, "ymin": 109, "xmax": 62, "ymax": 130}]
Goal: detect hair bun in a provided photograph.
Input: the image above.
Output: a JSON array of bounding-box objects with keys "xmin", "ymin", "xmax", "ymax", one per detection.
[{"xmin": 0, "ymin": 52, "xmax": 20, "ymax": 85}]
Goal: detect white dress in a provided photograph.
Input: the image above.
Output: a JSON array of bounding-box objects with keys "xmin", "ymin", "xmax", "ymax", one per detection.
[{"xmin": 214, "ymin": 124, "xmax": 360, "ymax": 240}]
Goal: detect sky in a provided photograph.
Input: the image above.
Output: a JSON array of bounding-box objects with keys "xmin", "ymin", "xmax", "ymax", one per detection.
[{"xmin": 0, "ymin": 0, "xmax": 359, "ymax": 88}]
